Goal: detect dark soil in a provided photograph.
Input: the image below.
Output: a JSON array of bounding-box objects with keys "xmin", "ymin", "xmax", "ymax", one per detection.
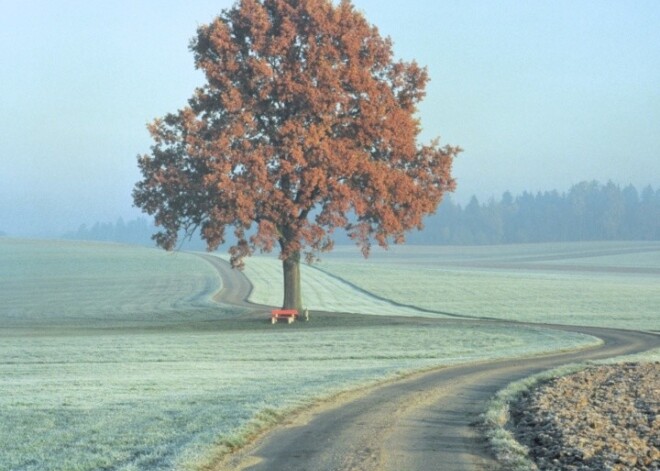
[{"xmin": 512, "ymin": 363, "xmax": 659, "ymax": 471}]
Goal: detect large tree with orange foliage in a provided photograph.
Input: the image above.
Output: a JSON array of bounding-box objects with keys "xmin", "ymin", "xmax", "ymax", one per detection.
[{"xmin": 133, "ymin": 0, "xmax": 459, "ymax": 312}]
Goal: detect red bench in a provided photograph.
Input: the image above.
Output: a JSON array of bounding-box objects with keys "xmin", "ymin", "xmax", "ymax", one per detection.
[{"xmin": 271, "ymin": 309, "xmax": 299, "ymax": 324}]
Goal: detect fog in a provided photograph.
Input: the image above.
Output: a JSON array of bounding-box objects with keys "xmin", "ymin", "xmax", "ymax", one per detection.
[{"xmin": 1, "ymin": 1, "xmax": 659, "ymax": 237}]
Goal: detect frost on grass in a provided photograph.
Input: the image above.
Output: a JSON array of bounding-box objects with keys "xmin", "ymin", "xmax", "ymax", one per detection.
[
  {"xmin": 0, "ymin": 321, "xmax": 598, "ymax": 469},
  {"xmin": 1, "ymin": 326, "xmax": 597, "ymax": 470},
  {"xmin": 317, "ymin": 242, "xmax": 660, "ymax": 331},
  {"xmin": 0, "ymin": 239, "xmax": 224, "ymax": 328},
  {"xmin": 226, "ymin": 254, "xmax": 428, "ymax": 316},
  {"xmin": 0, "ymin": 240, "xmax": 604, "ymax": 470}
]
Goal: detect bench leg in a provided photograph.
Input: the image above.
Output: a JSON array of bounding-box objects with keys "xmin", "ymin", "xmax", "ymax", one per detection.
[
  {"xmin": 287, "ymin": 316, "xmax": 294, "ymax": 324},
  {"xmin": 271, "ymin": 317, "xmax": 277, "ymax": 324}
]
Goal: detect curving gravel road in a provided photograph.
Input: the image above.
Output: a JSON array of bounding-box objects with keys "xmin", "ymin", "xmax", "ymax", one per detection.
[
  {"xmin": 195, "ymin": 254, "xmax": 255, "ymax": 307},
  {"xmin": 196, "ymin": 255, "xmax": 660, "ymax": 471}
]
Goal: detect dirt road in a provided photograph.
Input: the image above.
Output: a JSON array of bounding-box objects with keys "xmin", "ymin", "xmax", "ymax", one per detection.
[
  {"xmin": 196, "ymin": 254, "xmax": 255, "ymax": 307},
  {"xmin": 197, "ymin": 255, "xmax": 659, "ymax": 471}
]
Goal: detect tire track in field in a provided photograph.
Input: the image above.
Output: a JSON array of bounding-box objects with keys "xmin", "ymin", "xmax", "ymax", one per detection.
[
  {"xmin": 198, "ymin": 255, "xmax": 660, "ymax": 471},
  {"xmin": 309, "ymin": 263, "xmax": 491, "ymax": 321}
]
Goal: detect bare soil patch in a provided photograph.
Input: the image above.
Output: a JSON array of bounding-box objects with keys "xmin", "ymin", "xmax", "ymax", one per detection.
[{"xmin": 512, "ymin": 363, "xmax": 659, "ymax": 470}]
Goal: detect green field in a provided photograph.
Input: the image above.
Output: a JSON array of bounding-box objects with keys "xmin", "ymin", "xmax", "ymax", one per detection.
[
  {"xmin": 312, "ymin": 242, "xmax": 660, "ymax": 331},
  {"xmin": 1, "ymin": 239, "xmax": 227, "ymax": 328},
  {"xmin": 237, "ymin": 255, "xmax": 431, "ymax": 316},
  {"xmin": 3, "ymin": 239, "xmax": 654, "ymax": 470}
]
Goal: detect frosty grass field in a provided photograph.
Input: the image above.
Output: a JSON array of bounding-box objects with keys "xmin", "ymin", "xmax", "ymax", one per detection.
[
  {"xmin": 313, "ymin": 241, "xmax": 660, "ymax": 331},
  {"xmin": 1, "ymin": 239, "xmax": 657, "ymax": 470}
]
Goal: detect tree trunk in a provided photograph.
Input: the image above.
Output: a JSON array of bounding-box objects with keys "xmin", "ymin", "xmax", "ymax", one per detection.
[{"xmin": 282, "ymin": 251, "xmax": 303, "ymax": 311}]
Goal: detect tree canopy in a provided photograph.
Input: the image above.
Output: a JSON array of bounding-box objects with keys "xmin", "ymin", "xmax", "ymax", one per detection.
[{"xmin": 133, "ymin": 0, "xmax": 459, "ymax": 310}]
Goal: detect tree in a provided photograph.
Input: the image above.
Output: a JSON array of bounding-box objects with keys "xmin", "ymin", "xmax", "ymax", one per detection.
[
  {"xmin": 599, "ymin": 181, "xmax": 624, "ymax": 239},
  {"xmin": 133, "ymin": 0, "xmax": 459, "ymax": 311}
]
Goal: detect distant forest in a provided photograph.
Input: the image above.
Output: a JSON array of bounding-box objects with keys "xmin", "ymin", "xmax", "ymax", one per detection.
[
  {"xmin": 63, "ymin": 181, "xmax": 660, "ymax": 247},
  {"xmin": 409, "ymin": 181, "xmax": 660, "ymax": 245},
  {"xmin": 63, "ymin": 217, "xmax": 161, "ymax": 247}
]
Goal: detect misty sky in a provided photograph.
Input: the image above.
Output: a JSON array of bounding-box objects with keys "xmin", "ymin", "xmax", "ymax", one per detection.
[{"xmin": 1, "ymin": 0, "xmax": 659, "ymax": 236}]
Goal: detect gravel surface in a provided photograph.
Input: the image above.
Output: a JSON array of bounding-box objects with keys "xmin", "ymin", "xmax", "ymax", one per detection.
[{"xmin": 512, "ymin": 363, "xmax": 659, "ymax": 471}]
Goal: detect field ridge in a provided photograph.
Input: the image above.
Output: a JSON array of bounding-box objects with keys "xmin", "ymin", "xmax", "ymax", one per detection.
[{"xmin": 309, "ymin": 263, "xmax": 492, "ymax": 320}]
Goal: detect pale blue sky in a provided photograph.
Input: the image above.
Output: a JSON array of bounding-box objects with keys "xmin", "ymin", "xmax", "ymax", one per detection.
[{"xmin": 1, "ymin": 0, "xmax": 659, "ymax": 236}]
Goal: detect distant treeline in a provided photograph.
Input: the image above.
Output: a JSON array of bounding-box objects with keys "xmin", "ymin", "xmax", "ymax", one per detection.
[
  {"xmin": 63, "ymin": 217, "xmax": 162, "ymax": 247},
  {"xmin": 408, "ymin": 181, "xmax": 660, "ymax": 245},
  {"xmin": 63, "ymin": 181, "xmax": 660, "ymax": 247}
]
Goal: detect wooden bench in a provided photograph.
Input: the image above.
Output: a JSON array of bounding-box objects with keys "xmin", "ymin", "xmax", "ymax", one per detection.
[{"xmin": 271, "ymin": 309, "xmax": 299, "ymax": 324}]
